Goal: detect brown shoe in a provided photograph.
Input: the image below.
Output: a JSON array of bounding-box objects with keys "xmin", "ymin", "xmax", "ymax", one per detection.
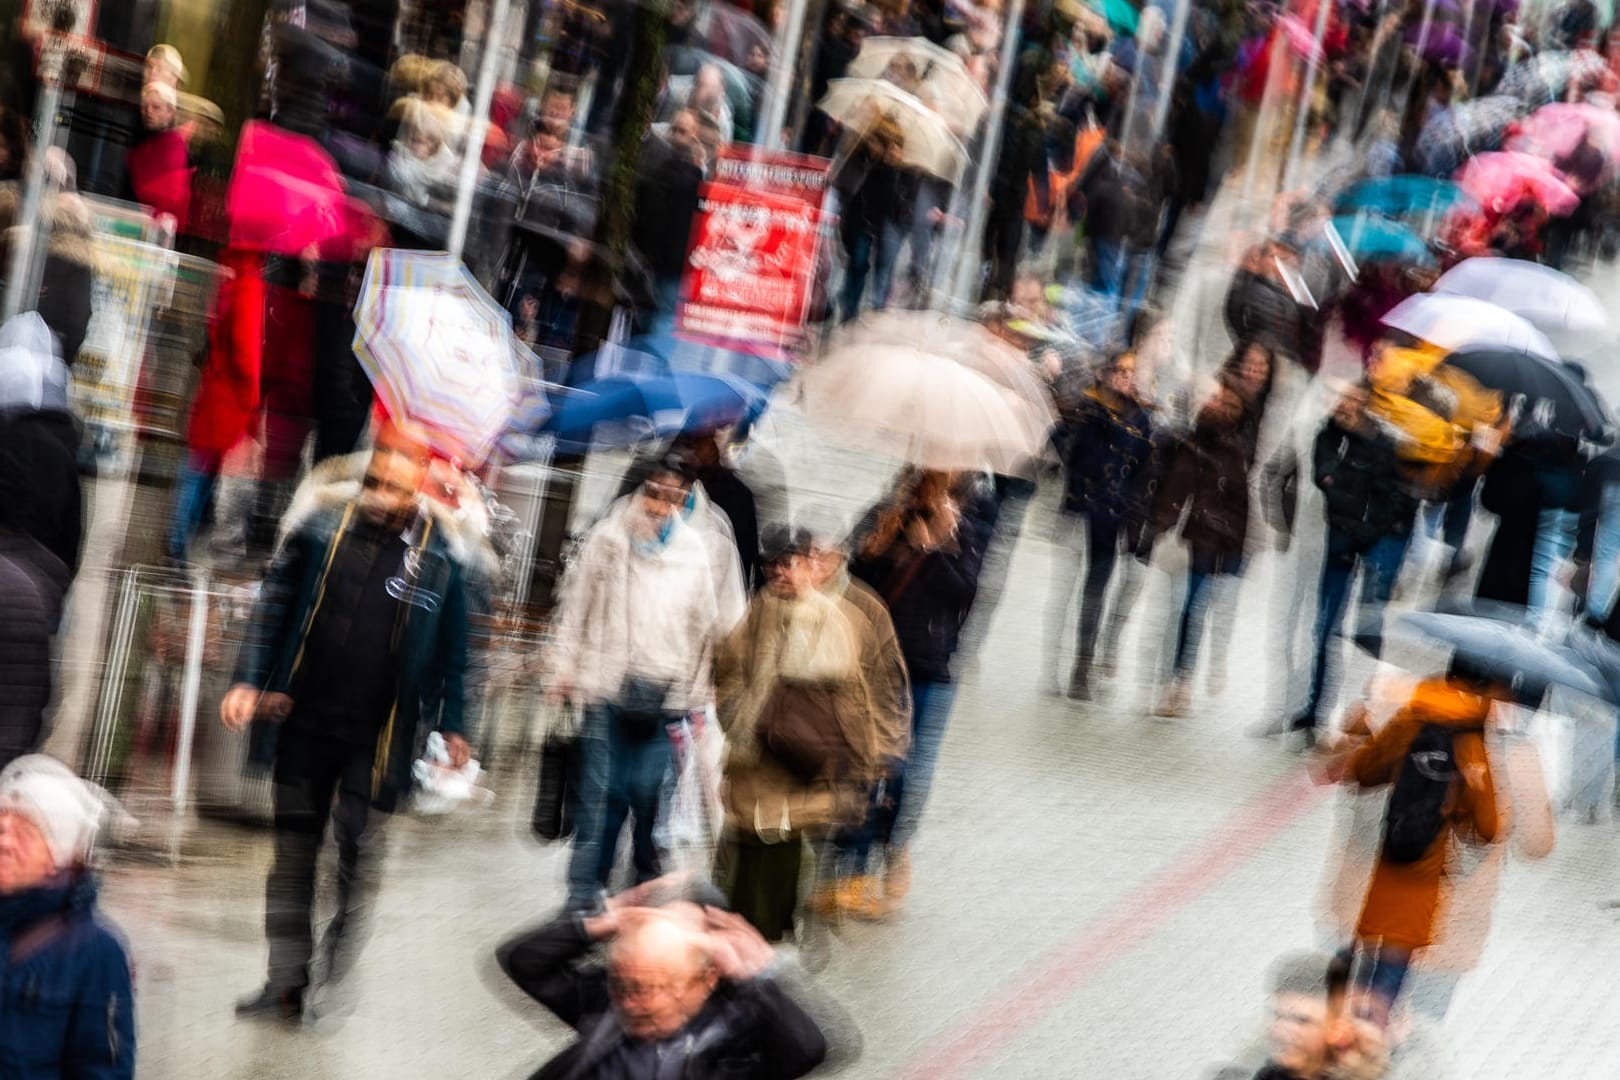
[{"xmin": 1155, "ymin": 679, "xmax": 1190, "ymax": 718}]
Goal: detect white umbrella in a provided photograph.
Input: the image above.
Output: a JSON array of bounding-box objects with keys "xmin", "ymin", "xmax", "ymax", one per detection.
[
  {"xmin": 817, "ymin": 78, "xmax": 970, "ymax": 184},
  {"xmin": 353, "ymin": 249, "xmax": 550, "ymax": 464},
  {"xmin": 839, "ymin": 309, "xmax": 1051, "ymax": 403},
  {"xmin": 799, "ymin": 315, "xmax": 1055, "ymax": 471},
  {"xmin": 1432, "ymin": 258, "xmax": 1609, "ymax": 346},
  {"xmin": 1380, "ymin": 293, "xmax": 1561, "ymax": 362},
  {"xmin": 846, "ymin": 37, "xmax": 989, "ymax": 136}
]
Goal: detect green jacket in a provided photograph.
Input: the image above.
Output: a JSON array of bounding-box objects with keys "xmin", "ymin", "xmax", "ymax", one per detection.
[{"xmin": 235, "ymin": 488, "xmax": 478, "ymax": 813}]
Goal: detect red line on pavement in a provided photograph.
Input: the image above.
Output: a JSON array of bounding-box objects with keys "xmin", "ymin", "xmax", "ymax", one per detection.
[{"xmin": 888, "ymin": 768, "xmax": 1328, "ymax": 1080}]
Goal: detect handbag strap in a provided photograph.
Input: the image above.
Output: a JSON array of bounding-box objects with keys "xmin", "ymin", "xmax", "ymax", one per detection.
[{"xmin": 880, "ymin": 551, "xmax": 927, "ymax": 609}]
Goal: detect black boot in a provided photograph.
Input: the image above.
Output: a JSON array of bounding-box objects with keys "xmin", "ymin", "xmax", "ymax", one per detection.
[
  {"xmin": 235, "ymin": 984, "xmax": 304, "ymax": 1024},
  {"xmin": 1067, "ymin": 661, "xmax": 1092, "ymax": 701}
]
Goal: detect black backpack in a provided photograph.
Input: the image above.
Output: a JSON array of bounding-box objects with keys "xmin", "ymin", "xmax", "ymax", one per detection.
[{"xmin": 1381, "ymin": 724, "xmax": 1464, "ymax": 865}]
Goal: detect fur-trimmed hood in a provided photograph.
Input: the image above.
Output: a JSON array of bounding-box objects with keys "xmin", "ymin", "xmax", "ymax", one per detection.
[
  {"xmin": 278, "ymin": 451, "xmax": 501, "ymax": 579},
  {"xmin": 0, "ymin": 184, "xmax": 97, "ymax": 272}
]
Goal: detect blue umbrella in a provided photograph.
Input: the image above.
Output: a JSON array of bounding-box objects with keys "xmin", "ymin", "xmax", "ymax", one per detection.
[
  {"xmin": 541, "ymin": 372, "xmax": 769, "ymax": 452},
  {"xmin": 1317, "ymin": 216, "xmax": 1437, "ymax": 267},
  {"xmin": 567, "ymin": 328, "xmax": 794, "ymax": 392},
  {"xmin": 1333, "ymin": 176, "xmax": 1477, "ymax": 218}
]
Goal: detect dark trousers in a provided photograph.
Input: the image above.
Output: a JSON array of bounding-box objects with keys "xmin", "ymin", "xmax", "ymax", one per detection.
[
  {"xmin": 1075, "ymin": 518, "xmax": 1121, "ymax": 673},
  {"xmin": 1173, "ymin": 570, "xmax": 1219, "ymax": 676},
  {"xmin": 1300, "ymin": 532, "xmax": 1408, "ymax": 728},
  {"xmin": 265, "ymin": 726, "xmax": 385, "ymax": 992},
  {"xmin": 567, "ymin": 704, "xmax": 674, "ymax": 906},
  {"xmin": 719, "ymin": 832, "xmax": 804, "ymax": 942}
]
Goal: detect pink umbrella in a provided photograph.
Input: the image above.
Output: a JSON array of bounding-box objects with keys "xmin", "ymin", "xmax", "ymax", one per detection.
[
  {"xmin": 1456, "ymin": 151, "xmax": 1581, "ymax": 216},
  {"xmin": 1506, "ymin": 102, "xmax": 1620, "ymax": 173},
  {"xmin": 225, "ymin": 121, "xmax": 378, "ymax": 258},
  {"xmin": 1278, "ymin": 14, "xmax": 1327, "ymax": 63}
]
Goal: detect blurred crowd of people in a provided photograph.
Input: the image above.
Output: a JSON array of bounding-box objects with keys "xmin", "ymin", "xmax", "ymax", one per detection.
[{"xmin": 5, "ymin": 0, "xmax": 1620, "ymax": 1073}]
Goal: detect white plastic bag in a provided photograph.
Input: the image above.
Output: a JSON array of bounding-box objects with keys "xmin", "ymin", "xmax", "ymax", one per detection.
[
  {"xmin": 655, "ymin": 715, "xmax": 722, "ymax": 875},
  {"xmin": 412, "ymin": 731, "xmax": 494, "ymax": 815}
]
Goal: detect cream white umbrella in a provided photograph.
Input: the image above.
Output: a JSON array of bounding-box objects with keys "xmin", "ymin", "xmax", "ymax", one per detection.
[
  {"xmin": 817, "ymin": 77, "xmax": 970, "ymax": 184},
  {"xmin": 799, "ymin": 313, "xmax": 1056, "ymax": 471},
  {"xmin": 846, "ymin": 36, "xmax": 989, "ymax": 135}
]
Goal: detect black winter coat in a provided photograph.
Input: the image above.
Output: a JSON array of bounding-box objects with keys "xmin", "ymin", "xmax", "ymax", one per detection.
[
  {"xmin": 1152, "ymin": 411, "xmax": 1255, "ymax": 570},
  {"xmin": 1313, "ymin": 418, "xmax": 1418, "ymax": 552},
  {"xmin": 0, "ymin": 408, "xmax": 83, "ymax": 576},
  {"xmin": 1061, "ymin": 390, "xmax": 1156, "ymax": 526},
  {"xmin": 0, "ymin": 534, "xmax": 68, "ymax": 766},
  {"xmin": 497, "ymin": 915, "xmax": 827, "ymax": 1080},
  {"xmin": 849, "ymin": 505, "xmax": 989, "ymax": 685}
]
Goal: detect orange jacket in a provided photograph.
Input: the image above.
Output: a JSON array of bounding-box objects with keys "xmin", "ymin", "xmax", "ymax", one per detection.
[{"xmin": 1347, "ymin": 677, "xmax": 1502, "ymax": 951}]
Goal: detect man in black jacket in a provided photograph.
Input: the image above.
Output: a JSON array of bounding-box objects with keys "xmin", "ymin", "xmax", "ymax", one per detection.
[
  {"xmin": 497, "ymin": 889, "xmax": 828, "ymax": 1080},
  {"xmin": 1292, "ymin": 387, "xmax": 1416, "ymax": 740}
]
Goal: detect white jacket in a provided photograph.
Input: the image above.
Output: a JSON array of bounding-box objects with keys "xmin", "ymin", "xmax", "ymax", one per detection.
[{"xmin": 546, "ymin": 501, "xmax": 733, "ymax": 712}]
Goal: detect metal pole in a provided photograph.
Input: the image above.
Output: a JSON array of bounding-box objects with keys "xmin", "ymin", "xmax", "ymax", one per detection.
[
  {"xmin": 1283, "ymin": 0, "xmax": 1333, "ymax": 191},
  {"xmin": 3, "ymin": 39, "xmax": 64, "ymax": 321},
  {"xmin": 948, "ymin": 0, "xmax": 1028, "ymax": 306},
  {"xmin": 449, "ymin": 0, "xmax": 514, "ymax": 261},
  {"xmin": 760, "ymin": 0, "xmax": 813, "ymax": 150},
  {"xmin": 1150, "ymin": 0, "xmax": 1192, "ymax": 145},
  {"xmin": 171, "ymin": 568, "xmax": 211, "ymax": 829}
]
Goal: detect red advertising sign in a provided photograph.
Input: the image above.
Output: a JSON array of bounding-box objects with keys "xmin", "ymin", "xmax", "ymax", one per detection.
[{"xmin": 677, "ymin": 149, "xmax": 832, "ymax": 354}]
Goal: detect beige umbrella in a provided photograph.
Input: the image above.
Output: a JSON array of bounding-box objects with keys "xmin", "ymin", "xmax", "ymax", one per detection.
[
  {"xmin": 817, "ymin": 78, "xmax": 970, "ymax": 184},
  {"xmin": 845, "ymin": 36, "xmax": 990, "ymax": 136},
  {"xmin": 799, "ymin": 314, "xmax": 1056, "ymax": 472},
  {"xmin": 838, "ymin": 309, "xmax": 1052, "ymax": 404}
]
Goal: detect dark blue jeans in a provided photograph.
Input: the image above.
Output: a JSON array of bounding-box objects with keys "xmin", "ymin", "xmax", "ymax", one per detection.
[
  {"xmin": 1173, "ymin": 570, "xmax": 1219, "ymax": 676},
  {"xmin": 1300, "ymin": 532, "xmax": 1409, "ymax": 727},
  {"xmin": 168, "ymin": 449, "xmax": 221, "ymax": 562},
  {"xmin": 840, "ymin": 224, "xmax": 902, "ymax": 323},
  {"xmin": 566, "ymin": 703, "xmax": 675, "ymax": 907},
  {"xmin": 836, "ymin": 678, "xmax": 957, "ymax": 871}
]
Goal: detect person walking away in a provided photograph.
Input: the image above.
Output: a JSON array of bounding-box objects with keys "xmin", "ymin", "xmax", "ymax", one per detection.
[
  {"xmin": 1047, "ymin": 350, "xmax": 1155, "ymax": 700},
  {"xmin": 222, "ymin": 418, "xmax": 475, "ymax": 1023},
  {"xmin": 496, "ymin": 884, "xmax": 829, "ymax": 1079},
  {"xmin": 1291, "ymin": 386, "xmax": 1418, "ymax": 743},
  {"xmin": 1314, "ymin": 670, "xmax": 1505, "ymax": 1025},
  {"xmin": 713, "ymin": 526, "xmax": 908, "ymax": 936},
  {"xmin": 0, "ymin": 754, "xmax": 135, "ymax": 1078},
  {"xmin": 0, "ymin": 524, "xmax": 67, "ymax": 768},
  {"xmin": 1151, "ymin": 343, "xmax": 1275, "ymax": 717},
  {"xmin": 834, "ymin": 118, "xmax": 916, "ymax": 322},
  {"xmin": 546, "ymin": 457, "xmax": 742, "ymax": 911},
  {"xmin": 848, "ymin": 468, "xmax": 988, "ymax": 911}
]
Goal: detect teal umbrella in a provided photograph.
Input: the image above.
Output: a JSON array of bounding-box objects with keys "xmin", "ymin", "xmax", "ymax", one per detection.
[
  {"xmin": 1087, "ymin": 0, "xmax": 1140, "ymax": 36},
  {"xmin": 1317, "ymin": 216, "xmax": 1437, "ymax": 268},
  {"xmin": 1333, "ymin": 176, "xmax": 1477, "ymax": 219}
]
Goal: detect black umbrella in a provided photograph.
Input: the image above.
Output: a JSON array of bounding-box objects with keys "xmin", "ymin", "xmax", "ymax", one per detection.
[
  {"xmin": 1442, "ymin": 347, "xmax": 1611, "ymax": 442},
  {"xmin": 1358, "ymin": 608, "xmax": 1614, "ymax": 705}
]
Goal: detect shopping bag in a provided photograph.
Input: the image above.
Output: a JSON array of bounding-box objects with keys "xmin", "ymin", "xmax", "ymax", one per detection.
[
  {"xmin": 413, "ymin": 731, "xmax": 494, "ymax": 815},
  {"xmin": 532, "ymin": 706, "xmax": 582, "ymax": 842},
  {"xmin": 655, "ymin": 715, "xmax": 722, "ymax": 876}
]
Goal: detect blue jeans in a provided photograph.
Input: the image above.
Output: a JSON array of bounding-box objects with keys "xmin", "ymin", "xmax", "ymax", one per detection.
[
  {"xmin": 890, "ymin": 679, "xmax": 958, "ymax": 849},
  {"xmin": 1529, "ymin": 507, "xmax": 1578, "ymax": 617},
  {"xmin": 566, "ymin": 704, "xmax": 675, "ymax": 907},
  {"xmin": 1173, "ymin": 570, "xmax": 1220, "ymax": 676},
  {"xmin": 168, "ymin": 450, "xmax": 221, "ymax": 562},
  {"xmin": 1589, "ymin": 482, "xmax": 1620, "ymax": 620},
  {"xmin": 1300, "ymin": 532, "xmax": 1409, "ymax": 726},
  {"xmin": 840, "ymin": 224, "xmax": 903, "ymax": 323}
]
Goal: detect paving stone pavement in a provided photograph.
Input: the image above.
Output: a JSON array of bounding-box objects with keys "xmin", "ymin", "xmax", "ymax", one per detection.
[{"xmin": 105, "ymin": 401, "xmax": 1620, "ymax": 1079}]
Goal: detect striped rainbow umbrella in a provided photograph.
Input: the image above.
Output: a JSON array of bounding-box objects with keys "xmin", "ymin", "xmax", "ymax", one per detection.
[{"xmin": 352, "ymin": 249, "xmax": 548, "ymax": 464}]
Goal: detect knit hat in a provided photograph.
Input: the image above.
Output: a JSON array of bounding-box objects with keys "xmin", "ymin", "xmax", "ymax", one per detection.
[{"xmin": 0, "ymin": 755, "xmax": 126, "ymax": 867}]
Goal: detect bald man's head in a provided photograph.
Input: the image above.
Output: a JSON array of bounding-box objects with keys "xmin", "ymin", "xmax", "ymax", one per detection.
[{"xmin": 608, "ymin": 911, "xmax": 718, "ymax": 1041}]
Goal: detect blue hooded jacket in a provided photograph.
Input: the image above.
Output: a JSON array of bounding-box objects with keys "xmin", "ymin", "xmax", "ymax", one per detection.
[{"xmin": 0, "ymin": 874, "xmax": 134, "ymax": 1079}]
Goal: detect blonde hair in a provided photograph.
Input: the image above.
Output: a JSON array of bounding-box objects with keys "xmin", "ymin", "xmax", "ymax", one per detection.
[
  {"xmin": 388, "ymin": 54, "xmax": 437, "ymax": 97},
  {"xmin": 142, "ymin": 81, "xmax": 179, "ymax": 109},
  {"xmin": 424, "ymin": 60, "xmax": 468, "ymax": 106},
  {"xmin": 146, "ymin": 44, "xmax": 186, "ymax": 86}
]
